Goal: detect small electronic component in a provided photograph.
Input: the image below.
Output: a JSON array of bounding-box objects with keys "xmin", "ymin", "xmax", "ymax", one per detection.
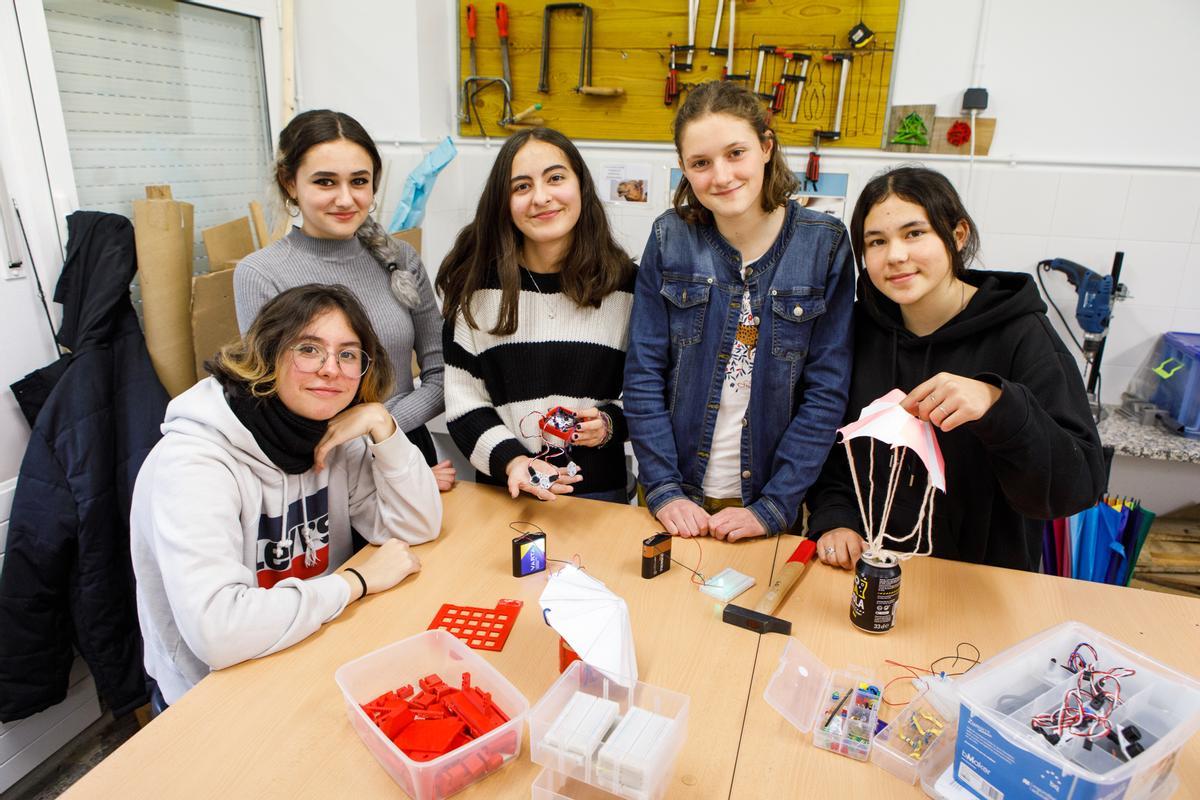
[
  {"xmin": 641, "ymin": 532, "xmax": 671, "ymax": 579},
  {"xmin": 698, "ymin": 567, "xmax": 755, "ymax": 602},
  {"xmin": 538, "ymin": 405, "xmax": 579, "ymax": 443},
  {"xmin": 512, "ymin": 530, "xmax": 547, "ymax": 577},
  {"xmin": 528, "ymin": 465, "xmax": 558, "ymax": 491}
]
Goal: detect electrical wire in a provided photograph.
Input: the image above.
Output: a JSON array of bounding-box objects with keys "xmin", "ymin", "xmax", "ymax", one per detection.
[
  {"xmin": 1036, "ymin": 264, "xmax": 1084, "ymax": 354},
  {"xmin": 670, "ymin": 535, "xmax": 711, "ymax": 587},
  {"xmin": 881, "ymin": 642, "xmax": 983, "ymax": 706}
]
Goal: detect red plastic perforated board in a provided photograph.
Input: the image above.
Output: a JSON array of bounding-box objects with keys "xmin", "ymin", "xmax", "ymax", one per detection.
[{"xmin": 427, "ymin": 599, "xmax": 522, "ymax": 651}]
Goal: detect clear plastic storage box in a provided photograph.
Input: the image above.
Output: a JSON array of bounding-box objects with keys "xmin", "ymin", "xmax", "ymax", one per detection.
[
  {"xmin": 950, "ymin": 621, "xmax": 1200, "ymax": 800},
  {"xmin": 333, "ymin": 629, "xmax": 529, "ymax": 800},
  {"xmin": 1127, "ymin": 331, "xmax": 1200, "ymax": 438},
  {"xmin": 763, "ymin": 636, "xmax": 883, "ymax": 761},
  {"xmin": 871, "ymin": 679, "xmax": 960, "ymax": 784},
  {"xmin": 529, "ymin": 661, "xmax": 689, "ymax": 800}
]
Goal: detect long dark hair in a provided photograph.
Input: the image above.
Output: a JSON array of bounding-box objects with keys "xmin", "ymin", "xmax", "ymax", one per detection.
[
  {"xmin": 436, "ymin": 128, "xmax": 631, "ymax": 335},
  {"xmin": 275, "ymin": 110, "xmax": 383, "ymax": 201},
  {"xmin": 849, "ymin": 166, "xmax": 980, "ymax": 277},
  {"xmin": 207, "ymin": 284, "xmax": 394, "ymax": 404},
  {"xmin": 671, "ymin": 81, "xmax": 797, "ymax": 226}
]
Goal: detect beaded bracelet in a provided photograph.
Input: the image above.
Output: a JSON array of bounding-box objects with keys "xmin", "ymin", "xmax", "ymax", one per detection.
[{"xmin": 598, "ymin": 410, "xmax": 614, "ymax": 448}]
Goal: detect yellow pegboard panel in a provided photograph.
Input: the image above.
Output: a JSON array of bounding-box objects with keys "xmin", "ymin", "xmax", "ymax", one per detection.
[{"xmin": 457, "ymin": 0, "xmax": 899, "ymax": 148}]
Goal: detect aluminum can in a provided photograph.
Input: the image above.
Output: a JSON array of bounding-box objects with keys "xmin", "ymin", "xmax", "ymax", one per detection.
[{"xmin": 850, "ymin": 551, "xmax": 900, "ymax": 633}]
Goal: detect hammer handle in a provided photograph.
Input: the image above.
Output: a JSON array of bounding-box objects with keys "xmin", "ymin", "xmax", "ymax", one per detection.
[{"xmin": 753, "ymin": 539, "xmax": 816, "ymax": 616}]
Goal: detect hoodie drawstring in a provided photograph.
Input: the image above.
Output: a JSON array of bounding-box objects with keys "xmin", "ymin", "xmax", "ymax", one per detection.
[{"xmin": 299, "ymin": 473, "xmax": 318, "ymax": 568}]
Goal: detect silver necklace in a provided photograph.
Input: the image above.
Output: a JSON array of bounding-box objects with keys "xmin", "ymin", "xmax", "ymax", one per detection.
[{"xmin": 523, "ymin": 267, "xmax": 556, "ymax": 320}]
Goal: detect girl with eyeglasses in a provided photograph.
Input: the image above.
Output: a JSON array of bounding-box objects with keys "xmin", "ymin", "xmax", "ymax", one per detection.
[
  {"xmin": 130, "ymin": 284, "xmax": 442, "ymax": 707},
  {"xmin": 235, "ymin": 109, "xmax": 455, "ymax": 490}
]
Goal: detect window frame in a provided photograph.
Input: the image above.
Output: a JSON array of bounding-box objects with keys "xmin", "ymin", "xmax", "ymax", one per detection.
[{"xmin": 12, "ymin": 0, "xmax": 284, "ymax": 244}]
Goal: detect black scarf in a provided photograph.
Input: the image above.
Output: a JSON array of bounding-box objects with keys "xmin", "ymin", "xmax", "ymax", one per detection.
[{"xmin": 225, "ymin": 388, "xmax": 328, "ymax": 474}]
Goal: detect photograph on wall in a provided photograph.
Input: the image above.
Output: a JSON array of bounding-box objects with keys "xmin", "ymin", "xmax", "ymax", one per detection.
[{"xmin": 600, "ymin": 163, "xmax": 652, "ymax": 204}]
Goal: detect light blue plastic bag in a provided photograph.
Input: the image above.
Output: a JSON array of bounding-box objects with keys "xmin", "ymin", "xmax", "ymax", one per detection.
[{"xmin": 389, "ymin": 137, "xmax": 457, "ymax": 232}]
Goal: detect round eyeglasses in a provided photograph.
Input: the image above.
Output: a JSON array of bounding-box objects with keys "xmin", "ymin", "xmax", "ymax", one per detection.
[{"xmin": 288, "ymin": 342, "xmax": 371, "ymax": 377}]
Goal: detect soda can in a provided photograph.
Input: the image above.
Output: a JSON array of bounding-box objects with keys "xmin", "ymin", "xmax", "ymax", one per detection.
[{"xmin": 850, "ymin": 551, "xmax": 901, "ymax": 633}]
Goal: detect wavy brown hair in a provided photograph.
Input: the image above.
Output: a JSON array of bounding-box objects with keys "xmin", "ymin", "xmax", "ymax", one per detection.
[
  {"xmin": 436, "ymin": 128, "xmax": 632, "ymax": 335},
  {"xmin": 671, "ymin": 81, "xmax": 797, "ymax": 226},
  {"xmin": 206, "ymin": 284, "xmax": 394, "ymax": 403}
]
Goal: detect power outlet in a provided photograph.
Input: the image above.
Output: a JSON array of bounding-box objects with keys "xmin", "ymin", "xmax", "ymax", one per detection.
[{"xmin": 6, "ymin": 260, "xmax": 26, "ymax": 281}]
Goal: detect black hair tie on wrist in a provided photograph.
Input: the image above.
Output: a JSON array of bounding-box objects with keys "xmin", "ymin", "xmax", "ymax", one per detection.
[{"xmin": 344, "ymin": 567, "xmax": 368, "ymax": 600}]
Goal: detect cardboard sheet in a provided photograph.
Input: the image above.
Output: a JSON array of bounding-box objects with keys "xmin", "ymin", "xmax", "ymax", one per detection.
[
  {"xmin": 201, "ymin": 217, "xmax": 255, "ymax": 271},
  {"xmin": 191, "ymin": 268, "xmax": 239, "ymax": 379}
]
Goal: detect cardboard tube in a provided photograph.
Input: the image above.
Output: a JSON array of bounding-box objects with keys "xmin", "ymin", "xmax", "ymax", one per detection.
[{"xmin": 134, "ymin": 196, "xmax": 196, "ymax": 396}]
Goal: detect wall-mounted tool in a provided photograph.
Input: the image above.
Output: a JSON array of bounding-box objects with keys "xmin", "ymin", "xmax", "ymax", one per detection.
[
  {"xmin": 753, "ymin": 44, "xmax": 777, "ymax": 97},
  {"xmin": 785, "ymin": 52, "xmax": 811, "ymax": 124},
  {"xmin": 665, "ymin": 44, "xmax": 679, "ymax": 106},
  {"xmin": 538, "ymin": 3, "xmax": 624, "ymax": 97},
  {"xmin": 679, "ymin": 0, "xmax": 698, "ymax": 71},
  {"xmin": 496, "ymin": 3, "xmax": 513, "ymax": 91},
  {"xmin": 708, "ymin": 0, "xmax": 725, "ymax": 55},
  {"xmin": 722, "ymin": 0, "xmax": 749, "ymax": 82},
  {"xmin": 770, "ymin": 49, "xmax": 790, "ymax": 114},
  {"xmin": 503, "ymin": 102, "xmax": 544, "ymax": 127},
  {"xmin": 466, "ymin": 4, "xmax": 479, "ymax": 78},
  {"xmin": 804, "ymin": 53, "xmax": 851, "ymax": 188}
]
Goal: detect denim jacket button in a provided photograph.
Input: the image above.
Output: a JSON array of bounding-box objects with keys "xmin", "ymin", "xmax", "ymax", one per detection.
[
  {"xmin": 770, "ymin": 288, "xmax": 778, "ymax": 296},
  {"xmin": 741, "ymin": 470, "xmax": 751, "ymax": 479},
  {"xmin": 793, "ymin": 305, "xmax": 804, "ymax": 317},
  {"xmin": 707, "ymin": 277, "xmax": 714, "ymax": 284}
]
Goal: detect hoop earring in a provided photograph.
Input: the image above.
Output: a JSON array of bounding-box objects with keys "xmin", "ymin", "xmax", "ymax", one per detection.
[
  {"xmin": 285, "ymin": 197, "xmax": 300, "ymax": 218},
  {"xmin": 368, "ymin": 201, "xmax": 378, "ymax": 214}
]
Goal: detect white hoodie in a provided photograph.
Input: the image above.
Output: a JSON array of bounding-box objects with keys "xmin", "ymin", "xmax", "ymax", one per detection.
[{"xmin": 130, "ymin": 378, "xmax": 441, "ymax": 704}]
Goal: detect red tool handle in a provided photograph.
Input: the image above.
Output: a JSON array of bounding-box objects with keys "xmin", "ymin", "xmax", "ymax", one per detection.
[
  {"xmin": 495, "ymin": 3, "xmax": 508, "ymax": 38},
  {"xmin": 806, "ymin": 151, "xmax": 821, "ymax": 184},
  {"xmin": 772, "ymin": 81, "xmax": 786, "ymax": 112},
  {"xmin": 466, "ymin": 4, "xmax": 477, "ymax": 39}
]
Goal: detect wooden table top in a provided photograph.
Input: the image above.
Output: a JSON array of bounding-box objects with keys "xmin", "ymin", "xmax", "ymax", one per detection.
[{"xmin": 62, "ymin": 483, "xmax": 1200, "ymax": 799}]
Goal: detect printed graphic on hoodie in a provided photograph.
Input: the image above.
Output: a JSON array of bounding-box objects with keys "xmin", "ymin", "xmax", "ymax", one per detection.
[{"xmin": 255, "ymin": 487, "xmax": 330, "ymax": 588}]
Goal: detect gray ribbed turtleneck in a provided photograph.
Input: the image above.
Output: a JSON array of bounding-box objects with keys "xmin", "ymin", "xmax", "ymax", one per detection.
[{"xmin": 233, "ymin": 226, "xmax": 444, "ymax": 432}]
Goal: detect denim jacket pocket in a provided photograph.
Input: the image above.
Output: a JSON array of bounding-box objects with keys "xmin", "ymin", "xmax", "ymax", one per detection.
[
  {"xmin": 660, "ymin": 274, "xmax": 712, "ymax": 346},
  {"xmin": 769, "ymin": 288, "xmax": 826, "ymax": 361}
]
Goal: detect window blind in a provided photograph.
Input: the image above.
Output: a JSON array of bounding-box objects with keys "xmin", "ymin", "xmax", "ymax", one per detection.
[{"xmin": 44, "ymin": 0, "xmax": 273, "ymax": 273}]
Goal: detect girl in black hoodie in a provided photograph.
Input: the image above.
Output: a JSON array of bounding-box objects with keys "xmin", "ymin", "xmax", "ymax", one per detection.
[{"xmin": 805, "ymin": 167, "xmax": 1105, "ymax": 571}]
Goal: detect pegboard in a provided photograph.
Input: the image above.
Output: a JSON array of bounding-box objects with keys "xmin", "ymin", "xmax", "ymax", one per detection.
[{"xmin": 457, "ymin": 0, "xmax": 900, "ymax": 148}]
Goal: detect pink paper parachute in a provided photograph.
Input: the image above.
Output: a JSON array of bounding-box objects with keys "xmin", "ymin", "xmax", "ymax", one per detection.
[{"xmin": 837, "ymin": 389, "xmax": 946, "ymax": 492}]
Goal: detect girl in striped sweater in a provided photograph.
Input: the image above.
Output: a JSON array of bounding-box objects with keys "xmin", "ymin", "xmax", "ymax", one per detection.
[{"xmin": 437, "ymin": 129, "xmax": 635, "ymax": 502}]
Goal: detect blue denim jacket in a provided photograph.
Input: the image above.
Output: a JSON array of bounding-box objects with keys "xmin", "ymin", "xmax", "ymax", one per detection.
[{"xmin": 624, "ymin": 200, "xmax": 854, "ymax": 535}]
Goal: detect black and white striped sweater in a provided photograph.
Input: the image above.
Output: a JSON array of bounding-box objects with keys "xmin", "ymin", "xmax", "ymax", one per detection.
[{"xmin": 443, "ymin": 268, "xmax": 634, "ymax": 493}]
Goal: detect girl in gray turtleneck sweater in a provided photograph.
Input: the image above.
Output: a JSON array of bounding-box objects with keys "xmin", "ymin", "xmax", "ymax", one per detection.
[{"xmin": 234, "ymin": 110, "xmax": 453, "ymax": 489}]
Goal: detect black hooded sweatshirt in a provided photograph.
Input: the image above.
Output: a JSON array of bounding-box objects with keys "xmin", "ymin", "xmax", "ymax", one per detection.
[{"xmin": 805, "ymin": 269, "xmax": 1106, "ymax": 570}]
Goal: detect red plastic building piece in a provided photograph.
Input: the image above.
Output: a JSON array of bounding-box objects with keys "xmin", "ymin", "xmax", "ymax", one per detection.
[
  {"xmin": 395, "ymin": 718, "xmax": 467, "ymax": 756},
  {"xmin": 427, "ymin": 599, "xmax": 523, "ymax": 651}
]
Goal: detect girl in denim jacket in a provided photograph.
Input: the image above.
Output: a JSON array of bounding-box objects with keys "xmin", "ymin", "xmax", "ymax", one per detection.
[{"xmin": 624, "ymin": 82, "xmax": 855, "ymax": 540}]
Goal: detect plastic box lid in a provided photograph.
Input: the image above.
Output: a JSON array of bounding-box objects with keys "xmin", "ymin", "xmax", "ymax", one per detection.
[{"xmin": 334, "ymin": 629, "xmax": 530, "ymax": 800}]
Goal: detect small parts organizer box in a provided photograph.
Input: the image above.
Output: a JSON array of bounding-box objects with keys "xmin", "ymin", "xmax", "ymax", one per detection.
[{"xmin": 948, "ymin": 621, "xmax": 1200, "ymax": 800}]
